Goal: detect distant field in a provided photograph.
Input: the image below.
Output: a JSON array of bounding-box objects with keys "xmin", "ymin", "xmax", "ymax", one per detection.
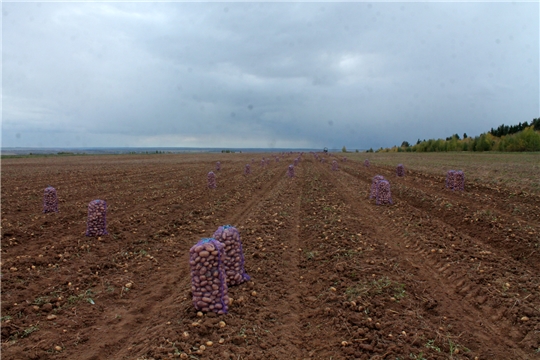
[{"xmin": 348, "ymin": 151, "xmax": 540, "ymax": 195}]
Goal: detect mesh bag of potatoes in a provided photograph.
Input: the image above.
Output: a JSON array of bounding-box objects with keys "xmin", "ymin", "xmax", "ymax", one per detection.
[
  {"xmin": 43, "ymin": 186, "xmax": 59, "ymax": 213},
  {"xmin": 446, "ymin": 170, "xmax": 456, "ymax": 189},
  {"xmin": 207, "ymin": 171, "xmax": 217, "ymax": 189},
  {"xmin": 370, "ymin": 175, "xmax": 385, "ymax": 199},
  {"xmin": 376, "ymin": 180, "xmax": 393, "ymax": 205},
  {"xmin": 287, "ymin": 165, "xmax": 295, "ymax": 178},
  {"xmin": 455, "ymin": 170, "xmax": 465, "ymax": 191},
  {"xmin": 85, "ymin": 199, "xmax": 108, "ymax": 236},
  {"xmin": 189, "ymin": 238, "xmax": 230, "ymax": 314},
  {"xmin": 213, "ymin": 225, "xmax": 251, "ymax": 286}
]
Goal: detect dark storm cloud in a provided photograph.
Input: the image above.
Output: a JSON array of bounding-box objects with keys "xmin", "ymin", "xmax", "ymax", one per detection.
[{"xmin": 2, "ymin": 2, "xmax": 538, "ymax": 149}]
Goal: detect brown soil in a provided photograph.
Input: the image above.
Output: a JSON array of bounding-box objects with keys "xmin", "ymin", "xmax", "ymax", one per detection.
[{"xmin": 1, "ymin": 153, "xmax": 539, "ymax": 360}]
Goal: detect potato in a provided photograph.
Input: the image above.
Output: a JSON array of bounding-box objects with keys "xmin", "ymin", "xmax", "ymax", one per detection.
[
  {"xmin": 189, "ymin": 238, "xmax": 229, "ymax": 314},
  {"xmin": 43, "ymin": 186, "xmax": 59, "ymax": 213},
  {"xmin": 85, "ymin": 200, "xmax": 108, "ymax": 236},
  {"xmin": 213, "ymin": 225, "xmax": 250, "ymax": 286}
]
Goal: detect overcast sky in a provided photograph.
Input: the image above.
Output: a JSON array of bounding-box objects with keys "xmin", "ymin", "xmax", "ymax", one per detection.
[{"xmin": 2, "ymin": 1, "xmax": 539, "ymax": 150}]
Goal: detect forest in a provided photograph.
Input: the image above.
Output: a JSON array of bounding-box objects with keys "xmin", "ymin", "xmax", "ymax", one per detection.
[{"xmin": 379, "ymin": 118, "xmax": 540, "ymax": 152}]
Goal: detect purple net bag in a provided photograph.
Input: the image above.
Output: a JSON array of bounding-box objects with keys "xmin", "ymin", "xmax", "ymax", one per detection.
[
  {"xmin": 43, "ymin": 186, "xmax": 59, "ymax": 213},
  {"xmin": 397, "ymin": 164, "xmax": 405, "ymax": 177},
  {"xmin": 376, "ymin": 180, "xmax": 393, "ymax": 205},
  {"xmin": 207, "ymin": 171, "xmax": 217, "ymax": 189},
  {"xmin": 189, "ymin": 238, "xmax": 229, "ymax": 314},
  {"xmin": 244, "ymin": 164, "xmax": 251, "ymax": 175},
  {"xmin": 287, "ymin": 165, "xmax": 295, "ymax": 178},
  {"xmin": 86, "ymin": 200, "xmax": 108, "ymax": 236},
  {"xmin": 446, "ymin": 170, "xmax": 456, "ymax": 189},
  {"xmin": 216, "ymin": 161, "xmax": 221, "ymax": 171},
  {"xmin": 455, "ymin": 171, "xmax": 465, "ymax": 191},
  {"xmin": 370, "ymin": 175, "xmax": 385, "ymax": 199},
  {"xmin": 332, "ymin": 160, "xmax": 338, "ymax": 171},
  {"xmin": 364, "ymin": 159, "xmax": 370, "ymax": 167},
  {"xmin": 213, "ymin": 225, "xmax": 251, "ymax": 286},
  {"xmin": 446, "ymin": 170, "xmax": 464, "ymax": 191}
]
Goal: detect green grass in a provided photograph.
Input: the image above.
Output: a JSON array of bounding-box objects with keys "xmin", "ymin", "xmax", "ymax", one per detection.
[
  {"xmin": 425, "ymin": 339, "xmax": 441, "ymax": 352},
  {"xmin": 135, "ymin": 249, "xmax": 148, "ymax": 257},
  {"xmin": 304, "ymin": 250, "xmax": 318, "ymax": 260},
  {"xmin": 9, "ymin": 325, "xmax": 39, "ymax": 341},
  {"xmin": 21, "ymin": 326, "xmax": 39, "ymax": 338},
  {"xmin": 67, "ymin": 289, "xmax": 95, "ymax": 306},
  {"xmin": 345, "ymin": 277, "xmax": 406, "ymax": 301},
  {"xmin": 33, "ymin": 296, "xmax": 51, "ymax": 305}
]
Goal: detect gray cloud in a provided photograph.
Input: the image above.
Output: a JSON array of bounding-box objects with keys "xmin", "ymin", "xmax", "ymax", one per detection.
[{"xmin": 2, "ymin": 2, "xmax": 538, "ymax": 149}]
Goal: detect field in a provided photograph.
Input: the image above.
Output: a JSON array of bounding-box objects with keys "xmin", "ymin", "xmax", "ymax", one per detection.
[{"xmin": 1, "ymin": 152, "xmax": 539, "ymax": 360}]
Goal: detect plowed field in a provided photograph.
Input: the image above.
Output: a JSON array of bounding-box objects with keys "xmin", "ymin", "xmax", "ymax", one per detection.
[{"xmin": 1, "ymin": 153, "xmax": 539, "ymax": 360}]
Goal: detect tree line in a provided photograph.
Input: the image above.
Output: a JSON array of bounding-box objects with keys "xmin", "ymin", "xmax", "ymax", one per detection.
[
  {"xmin": 376, "ymin": 118, "xmax": 540, "ymax": 153},
  {"xmin": 489, "ymin": 118, "xmax": 540, "ymax": 137}
]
